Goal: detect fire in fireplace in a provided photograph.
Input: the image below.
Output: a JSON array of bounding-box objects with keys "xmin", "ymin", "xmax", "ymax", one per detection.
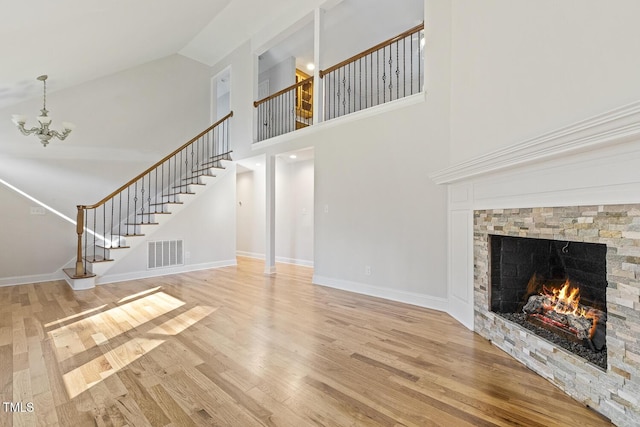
[
  {"xmin": 490, "ymin": 235, "xmax": 608, "ymax": 368},
  {"xmin": 521, "ymin": 276, "xmax": 606, "ymax": 352}
]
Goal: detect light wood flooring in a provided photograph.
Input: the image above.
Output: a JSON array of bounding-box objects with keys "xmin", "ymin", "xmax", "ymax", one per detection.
[{"xmin": 0, "ymin": 257, "xmax": 612, "ymax": 426}]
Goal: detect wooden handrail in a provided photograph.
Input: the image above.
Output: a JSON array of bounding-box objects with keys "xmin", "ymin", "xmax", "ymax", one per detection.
[
  {"xmin": 79, "ymin": 111, "xmax": 234, "ymax": 210},
  {"xmin": 253, "ymin": 76, "xmax": 314, "ymax": 108},
  {"xmin": 319, "ymin": 23, "xmax": 424, "ymax": 78}
]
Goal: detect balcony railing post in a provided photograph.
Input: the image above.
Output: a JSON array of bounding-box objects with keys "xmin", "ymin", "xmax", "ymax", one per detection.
[{"xmin": 75, "ymin": 206, "xmax": 85, "ymax": 276}]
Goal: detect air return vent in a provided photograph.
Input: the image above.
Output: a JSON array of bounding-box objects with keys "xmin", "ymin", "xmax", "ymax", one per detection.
[{"xmin": 148, "ymin": 240, "xmax": 184, "ymax": 269}]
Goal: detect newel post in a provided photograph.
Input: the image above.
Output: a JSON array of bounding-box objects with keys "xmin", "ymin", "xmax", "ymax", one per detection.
[{"xmin": 75, "ymin": 206, "xmax": 85, "ymax": 276}]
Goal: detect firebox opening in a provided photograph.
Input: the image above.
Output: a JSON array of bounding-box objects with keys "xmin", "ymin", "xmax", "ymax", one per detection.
[{"xmin": 489, "ymin": 235, "xmax": 608, "ymax": 369}]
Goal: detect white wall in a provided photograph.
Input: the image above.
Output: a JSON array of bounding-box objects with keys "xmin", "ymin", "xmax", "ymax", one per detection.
[
  {"xmin": 103, "ymin": 166, "xmax": 237, "ymax": 281},
  {"xmin": 215, "ymin": 0, "xmax": 451, "ymax": 310},
  {"xmin": 449, "ymin": 0, "xmax": 640, "ymax": 164},
  {"xmin": 0, "ymin": 184, "xmax": 75, "ymax": 285},
  {"xmin": 258, "ymin": 56, "xmax": 296, "ymax": 95},
  {"xmin": 276, "ymin": 157, "xmax": 314, "ymax": 265},
  {"xmin": 0, "ymin": 54, "xmax": 219, "ymax": 283},
  {"xmin": 236, "ymin": 165, "xmax": 266, "ymax": 257},
  {"xmin": 236, "ymin": 157, "xmax": 314, "ymax": 266}
]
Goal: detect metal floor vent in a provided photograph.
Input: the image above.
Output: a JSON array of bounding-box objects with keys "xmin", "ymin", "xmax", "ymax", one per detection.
[{"xmin": 148, "ymin": 240, "xmax": 184, "ymax": 269}]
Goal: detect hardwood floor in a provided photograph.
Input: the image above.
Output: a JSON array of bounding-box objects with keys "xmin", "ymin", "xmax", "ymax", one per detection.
[{"xmin": 0, "ymin": 257, "xmax": 612, "ymax": 426}]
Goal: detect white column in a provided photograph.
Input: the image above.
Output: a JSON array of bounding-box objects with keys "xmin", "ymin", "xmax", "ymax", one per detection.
[
  {"xmin": 313, "ymin": 7, "xmax": 324, "ymax": 125},
  {"xmin": 265, "ymin": 154, "xmax": 276, "ymax": 274}
]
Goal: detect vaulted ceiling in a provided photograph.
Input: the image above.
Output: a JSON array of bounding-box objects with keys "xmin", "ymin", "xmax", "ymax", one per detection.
[
  {"xmin": 0, "ymin": 0, "xmax": 310, "ymax": 109},
  {"xmin": 1, "ymin": 0, "xmax": 420, "ymax": 110}
]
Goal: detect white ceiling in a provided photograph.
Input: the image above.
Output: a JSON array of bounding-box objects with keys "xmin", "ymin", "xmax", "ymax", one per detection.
[
  {"xmin": 1, "ymin": 0, "xmax": 422, "ymax": 110},
  {"xmin": 0, "ymin": 0, "xmax": 233, "ymax": 109}
]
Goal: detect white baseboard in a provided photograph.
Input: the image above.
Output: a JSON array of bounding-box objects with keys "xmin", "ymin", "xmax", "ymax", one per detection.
[
  {"xmin": 236, "ymin": 251, "xmax": 264, "ymax": 260},
  {"xmin": 0, "ymin": 271, "xmax": 66, "ymax": 288},
  {"xmin": 97, "ymin": 259, "xmax": 238, "ymax": 285},
  {"xmin": 312, "ymin": 275, "xmax": 449, "ymax": 313},
  {"xmin": 236, "ymin": 251, "xmax": 314, "ymax": 267}
]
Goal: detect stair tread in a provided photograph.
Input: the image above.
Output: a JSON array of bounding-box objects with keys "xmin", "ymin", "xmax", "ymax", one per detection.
[
  {"xmin": 63, "ymin": 268, "xmax": 95, "ymax": 279},
  {"xmin": 123, "ymin": 233, "xmax": 146, "ymax": 237},
  {"xmin": 172, "ymin": 183, "xmax": 205, "ymax": 188},
  {"xmin": 198, "ymin": 161, "xmax": 226, "ymax": 169},
  {"xmin": 192, "ymin": 166, "xmax": 223, "ymax": 174},
  {"xmin": 124, "ymin": 222, "xmax": 159, "ymax": 226},
  {"xmin": 149, "ymin": 202, "xmax": 183, "ymax": 206},
  {"xmin": 182, "ymin": 174, "xmax": 216, "ymax": 181},
  {"xmin": 84, "ymin": 256, "xmax": 114, "ymax": 263},
  {"xmin": 208, "ymin": 150, "xmax": 233, "ymax": 160},
  {"xmin": 137, "ymin": 212, "xmax": 171, "ymax": 215},
  {"xmin": 96, "ymin": 245, "xmax": 131, "ymax": 250},
  {"xmin": 163, "ymin": 192, "xmax": 196, "ymax": 196}
]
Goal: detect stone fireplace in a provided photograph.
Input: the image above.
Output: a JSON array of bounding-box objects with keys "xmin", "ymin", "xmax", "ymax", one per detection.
[
  {"xmin": 431, "ymin": 101, "xmax": 640, "ymax": 425},
  {"xmin": 474, "ymin": 205, "xmax": 640, "ymax": 424}
]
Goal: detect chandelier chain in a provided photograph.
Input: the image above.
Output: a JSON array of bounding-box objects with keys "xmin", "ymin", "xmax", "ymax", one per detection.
[{"xmin": 43, "ymin": 78, "xmax": 46, "ymax": 111}]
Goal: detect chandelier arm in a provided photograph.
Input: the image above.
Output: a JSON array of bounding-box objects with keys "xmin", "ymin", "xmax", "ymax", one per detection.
[
  {"xmin": 16, "ymin": 123, "xmax": 42, "ymax": 136},
  {"xmin": 49, "ymin": 129, "xmax": 72, "ymax": 141}
]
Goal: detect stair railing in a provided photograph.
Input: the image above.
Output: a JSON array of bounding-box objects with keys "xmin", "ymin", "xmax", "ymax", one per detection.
[
  {"xmin": 320, "ymin": 23, "xmax": 424, "ymax": 120},
  {"xmin": 73, "ymin": 111, "xmax": 233, "ymax": 277},
  {"xmin": 253, "ymin": 76, "xmax": 314, "ymax": 142}
]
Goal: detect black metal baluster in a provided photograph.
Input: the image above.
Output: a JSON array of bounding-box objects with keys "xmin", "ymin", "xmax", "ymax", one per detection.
[
  {"xmin": 376, "ymin": 51, "xmax": 380, "ymax": 106},
  {"xmin": 133, "ymin": 181, "xmax": 138, "ymax": 235},
  {"xmin": 419, "ymin": 31, "xmax": 423, "ymax": 92},
  {"xmin": 110, "ymin": 198, "xmax": 114, "ymax": 250},
  {"xmin": 83, "ymin": 209, "xmax": 88, "ymax": 271},
  {"xmin": 396, "ymin": 41, "xmax": 400, "ymax": 100},
  {"xmin": 92, "ymin": 208, "xmax": 96, "ymax": 261},
  {"xmin": 118, "ymin": 193, "xmax": 122, "ymax": 247},
  {"xmin": 102, "ymin": 205, "xmax": 106, "ymax": 260},
  {"xmin": 154, "ymin": 168, "xmax": 158, "ymax": 214},
  {"xmin": 147, "ymin": 173, "xmax": 152, "ymax": 223}
]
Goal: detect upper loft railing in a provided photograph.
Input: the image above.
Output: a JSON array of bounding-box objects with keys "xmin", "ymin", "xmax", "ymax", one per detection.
[
  {"xmin": 252, "ymin": 23, "xmax": 424, "ymax": 142},
  {"xmin": 254, "ymin": 76, "xmax": 314, "ymax": 142},
  {"xmin": 72, "ymin": 112, "xmax": 233, "ymax": 278},
  {"xmin": 320, "ymin": 23, "xmax": 424, "ymax": 120}
]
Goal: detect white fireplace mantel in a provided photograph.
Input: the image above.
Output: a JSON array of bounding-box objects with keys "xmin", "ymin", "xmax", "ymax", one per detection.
[
  {"xmin": 431, "ymin": 99, "xmax": 640, "ymax": 187},
  {"xmin": 432, "ymin": 100, "xmax": 640, "ymax": 331}
]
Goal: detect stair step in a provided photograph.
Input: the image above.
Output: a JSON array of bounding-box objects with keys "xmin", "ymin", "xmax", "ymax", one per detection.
[
  {"xmin": 191, "ymin": 166, "xmax": 223, "ymax": 175},
  {"xmin": 172, "ymin": 183, "xmax": 205, "ymax": 189},
  {"xmin": 97, "ymin": 245, "xmax": 130, "ymax": 250},
  {"xmin": 63, "ymin": 268, "xmax": 96, "ymax": 279},
  {"xmin": 123, "ymin": 233, "xmax": 145, "ymax": 237},
  {"xmin": 137, "ymin": 212, "xmax": 171, "ymax": 216},
  {"xmin": 182, "ymin": 174, "xmax": 216, "ymax": 182},
  {"xmin": 197, "ymin": 160, "xmax": 226, "ymax": 170},
  {"xmin": 124, "ymin": 222, "xmax": 159, "ymax": 226},
  {"xmin": 84, "ymin": 255, "xmax": 113, "ymax": 263},
  {"xmin": 163, "ymin": 192, "xmax": 196, "ymax": 197},
  {"xmin": 149, "ymin": 202, "xmax": 183, "ymax": 207},
  {"xmin": 209, "ymin": 151, "xmax": 233, "ymax": 161}
]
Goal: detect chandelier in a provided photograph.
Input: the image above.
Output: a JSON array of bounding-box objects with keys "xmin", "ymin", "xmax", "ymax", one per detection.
[{"xmin": 11, "ymin": 75, "xmax": 75, "ymax": 147}]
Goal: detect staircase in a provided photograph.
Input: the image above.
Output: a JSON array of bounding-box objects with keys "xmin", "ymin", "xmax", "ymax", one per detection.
[{"xmin": 64, "ymin": 112, "xmax": 233, "ymax": 290}]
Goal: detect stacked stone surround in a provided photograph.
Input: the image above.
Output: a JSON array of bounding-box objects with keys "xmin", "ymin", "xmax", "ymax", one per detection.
[{"xmin": 474, "ymin": 205, "xmax": 640, "ymax": 426}]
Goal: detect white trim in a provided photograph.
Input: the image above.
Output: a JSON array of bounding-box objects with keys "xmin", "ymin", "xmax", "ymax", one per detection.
[
  {"xmin": 236, "ymin": 250, "xmax": 264, "ymax": 260},
  {"xmin": 0, "ymin": 271, "xmax": 66, "ymax": 288},
  {"xmin": 251, "ymin": 92, "xmax": 426, "ymax": 150},
  {"xmin": 312, "ymin": 275, "xmax": 449, "ymax": 313},
  {"xmin": 430, "ymin": 99, "xmax": 640, "ymax": 185},
  {"xmin": 96, "ymin": 259, "xmax": 237, "ymax": 285},
  {"xmin": 236, "ymin": 251, "xmax": 314, "ymax": 267},
  {"xmin": 275, "ymin": 256, "xmax": 314, "ymax": 267}
]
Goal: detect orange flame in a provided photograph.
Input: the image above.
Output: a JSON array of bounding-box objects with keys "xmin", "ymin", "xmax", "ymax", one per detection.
[{"xmin": 540, "ymin": 279, "xmax": 599, "ymax": 337}]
